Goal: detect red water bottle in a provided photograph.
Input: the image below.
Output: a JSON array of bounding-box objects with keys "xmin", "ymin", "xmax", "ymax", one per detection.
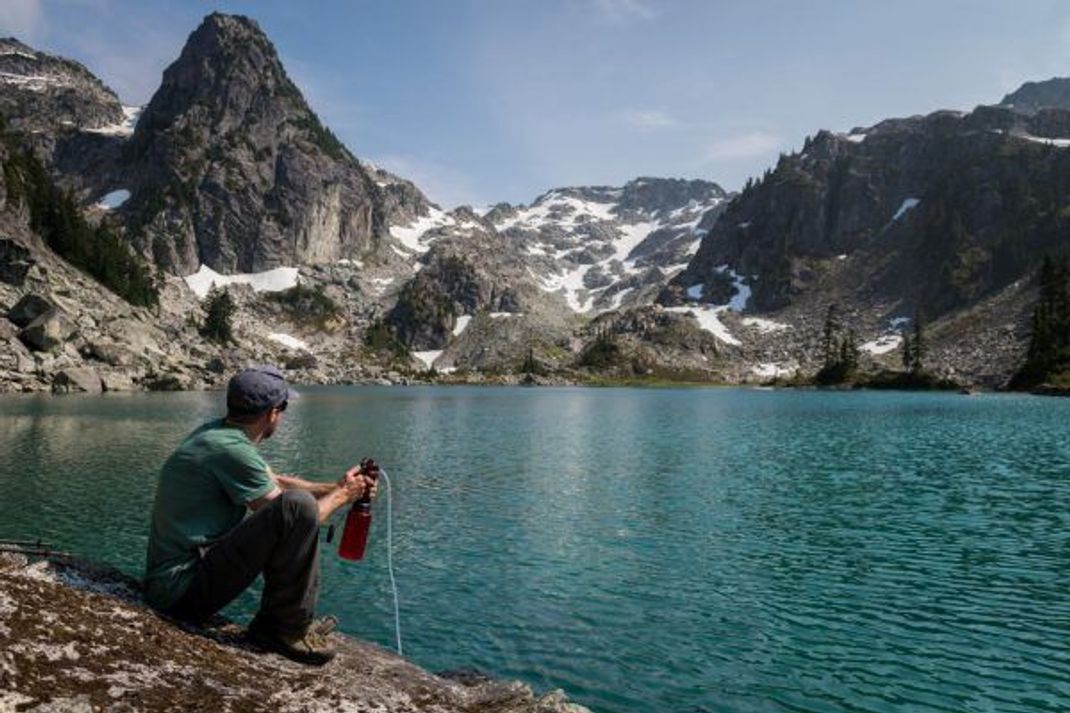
[{"xmin": 338, "ymin": 458, "xmax": 379, "ymax": 561}]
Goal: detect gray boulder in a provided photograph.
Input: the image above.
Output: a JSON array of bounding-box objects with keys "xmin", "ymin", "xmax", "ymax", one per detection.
[
  {"xmin": 8, "ymin": 294, "xmax": 53, "ymax": 328},
  {"xmin": 19, "ymin": 308, "xmax": 76, "ymax": 352},
  {"xmin": 101, "ymin": 370, "xmax": 136, "ymax": 391},
  {"xmin": 52, "ymin": 367, "xmax": 103, "ymax": 394},
  {"xmin": 81, "ymin": 340, "xmax": 131, "ymax": 366},
  {"xmin": 0, "ymin": 238, "xmax": 35, "ymax": 286}
]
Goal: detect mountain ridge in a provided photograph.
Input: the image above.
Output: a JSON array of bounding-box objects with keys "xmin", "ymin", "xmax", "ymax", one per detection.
[{"xmin": 0, "ymin": 12, "xmax": 1066, "ymax": 390}]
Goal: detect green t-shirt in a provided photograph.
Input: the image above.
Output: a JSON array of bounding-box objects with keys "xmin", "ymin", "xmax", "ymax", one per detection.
[{"xmin": 144, "ymin": 419, "xmax": 276, "ymax": 610}]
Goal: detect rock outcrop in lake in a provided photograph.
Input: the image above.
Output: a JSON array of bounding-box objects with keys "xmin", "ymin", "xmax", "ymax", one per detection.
[{"xmin": 0, "ymin": 552, "xmax": 588, "ymax": 712}]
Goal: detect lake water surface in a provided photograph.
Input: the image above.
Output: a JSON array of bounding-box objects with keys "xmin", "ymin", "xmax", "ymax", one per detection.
[{"xmin": 1, "ymin": 386, "xmax": 1068, "ymax": 712}]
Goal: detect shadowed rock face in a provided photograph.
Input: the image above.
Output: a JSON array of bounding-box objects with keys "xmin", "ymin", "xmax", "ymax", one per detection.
[
  {"xmin": 669, "ymin": 103, "xmax": 1070, "ymax": 318},
  {"xmin": 0, "ymin": 37, "xmax": 124, "ymax": 136},
  {"xmin": 0, "ymin": 554, "xmax": 589, "ymax": 712},
  {"xmin": 119, "ymin": 13, "xmax": 429, "ymax": 275},
  {"xmin": 1001, "ymin": 77, "xmax": 1070, "ymax": 114}
]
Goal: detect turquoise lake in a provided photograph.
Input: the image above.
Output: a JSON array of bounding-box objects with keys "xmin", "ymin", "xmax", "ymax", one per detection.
[{"xmin": 1, "ymin": 386, "xmax": 1068, "ymax": 712}]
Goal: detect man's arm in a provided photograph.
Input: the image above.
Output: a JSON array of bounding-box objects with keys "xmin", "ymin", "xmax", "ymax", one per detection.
[
  {"xmin": 250, "ymin": 465, "xmax": 375, "ymax": 524},
  {"xmin": 273, "ymin": 472, "xmax": 336, "ymax": 498}
]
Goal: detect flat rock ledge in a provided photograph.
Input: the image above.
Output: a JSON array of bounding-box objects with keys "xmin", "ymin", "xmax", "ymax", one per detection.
[{"xmin": 0, "ymin": 554, "xmax": 589, "ymax": 713}]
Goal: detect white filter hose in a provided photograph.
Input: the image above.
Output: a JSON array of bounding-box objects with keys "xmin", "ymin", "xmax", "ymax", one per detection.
[{"xmin": 380, "ymin": 467, "xmax": 403, "ymax": 656}]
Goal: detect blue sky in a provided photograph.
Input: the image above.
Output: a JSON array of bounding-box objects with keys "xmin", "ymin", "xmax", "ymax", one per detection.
[{"xmin": 5, "ymin": 1, "xmax": 1070, "ymax": 208}]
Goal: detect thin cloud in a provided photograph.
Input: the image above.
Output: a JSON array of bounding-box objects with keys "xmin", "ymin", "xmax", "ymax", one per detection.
[
  {"xmin": 591, "ymin": 0, "xmax": 658, "ymax": 24},
  {"xmin": 623, "ymin": 109, "xmax": 679, "ymax": 130},
  {"xmin": 705, "ymin": 131, "xmax": 783, "ymax": 161},
  {"xmin": 0, "ymin": 0, "xmax": 44, "ymax": 41}
]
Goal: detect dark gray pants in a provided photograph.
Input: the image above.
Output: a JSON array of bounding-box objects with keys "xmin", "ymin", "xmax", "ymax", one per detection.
[{"xmin": 167, "ymin": 490, "xmax": 320, "ymax": 638}]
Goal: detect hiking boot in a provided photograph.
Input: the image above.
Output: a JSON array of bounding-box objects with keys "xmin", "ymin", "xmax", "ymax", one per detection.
[{"xmin": 247, "ymin": 616, "xmax": 338, "ymax": 666}]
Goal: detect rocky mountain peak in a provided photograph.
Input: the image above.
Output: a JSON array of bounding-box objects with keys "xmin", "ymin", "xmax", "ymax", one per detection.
[
  {"xmin": 484, "ymin": 177, "xmax": 729, "ymax": 314},
  {"xmin": 0, "ymin": 36, "xmax": 124, "ymax": 136},
  {"xmin": 0, "ymin": 38, "xmax": 35, "ymax": 55},
  {"xmin": 117, "ymin": 12, "xmax": 431, "ymax": 276},
  {"xmin": 615, "ymin": 177, "xmax": 726, "ymax": 217},
  {"xmin": 134, "ymin": 12, "xmax": 317, "ymax": 147},
  {"xmin": 1000, "ymin": 77, "xmax": 1070, "ymax": 115}
]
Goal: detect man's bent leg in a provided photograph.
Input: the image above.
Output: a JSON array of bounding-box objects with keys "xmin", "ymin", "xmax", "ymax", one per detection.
[
  {"xmin": 168, "ymin": 490, "xmax": 321, "ymax": 635},
  {"xmin": 252, "ymin": 490, "xmax": 321, "ymax": 638}
]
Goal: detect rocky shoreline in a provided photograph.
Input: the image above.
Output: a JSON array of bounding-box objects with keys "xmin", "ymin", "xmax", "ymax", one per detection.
[{"xmin": 0, "ymin": 552, "xmax": 588, "ymax": 712}]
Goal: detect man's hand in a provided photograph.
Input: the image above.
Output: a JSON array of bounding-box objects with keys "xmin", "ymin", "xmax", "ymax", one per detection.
[
  {"xmin": 337, "ymin": 464, "xmax": 379, "ymax": 501},
  {"xmin": 338, "ymin": 465, "xmax": 367, "ymax": 502},
  {"xmin": 363, "ymin": 475, "xmax": 379, "ymax": 501}
]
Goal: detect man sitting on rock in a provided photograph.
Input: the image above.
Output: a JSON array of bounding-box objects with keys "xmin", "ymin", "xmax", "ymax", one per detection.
[{"xmin": 144, "ymin": 365, "xmax": 374, "ymax": 665}]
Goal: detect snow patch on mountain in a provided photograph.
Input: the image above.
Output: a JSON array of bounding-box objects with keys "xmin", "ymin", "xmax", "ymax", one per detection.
[
  {"xmin": 96, "ymin": 189, "xmax": 130, "ymax": 210},
  {"xmin": 664, "ymin": 265, "xmax": 755, "ymax": 345},
  {"xmin": 389, "ymin": 206, "xmax": 454, "ymax": 254},
  {"xmin": 861, "ymin": 335, "xmax": 903, "ymax": 355},
  {"xmin": 891, "ymin": 198, "xmax": 920, "ymax": 222},
  {"xmin": 491, "ymin": 180, "xmax": 726, "ymax": 314},
  {"xmin": 0, "ymin": 71, "xmax": 73, "ymax": 92},
  {"xmin": 742, "ymin": 317, "xmax": 790, "ymax": 333},
  {"xmin": 751, "ymin": 362, "xmax": 797, "ymax": 378},
  {"xmin": 664, "ymin": 305, "xmax": 740, "ymax": 345},
  {"xmin": 1021, "ymin": 134, "xmax": 1070, "ymax": 148},
  {"xmin": 268, "ymin": 333, "xmax": 310, "ymax": 351},
  {"xmin": 185, "ymin": 264, "xmax": 299, "ymax": 299},
  {"xmin": 452, "ymin": 315, "xmax": 472, "ymax": 336},
  {"xmin": 413, "ymin": 350, "xmax": 442, "ymax": 369},
  {"xmin": 84, "ymin": 105, "xmax": 140, "ymax": 137}
]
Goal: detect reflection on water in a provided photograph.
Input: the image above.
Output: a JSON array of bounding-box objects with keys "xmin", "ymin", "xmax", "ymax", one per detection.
[{"xmin": 2, "ymin": 387, "xmax": 1069, "ymax": 713}]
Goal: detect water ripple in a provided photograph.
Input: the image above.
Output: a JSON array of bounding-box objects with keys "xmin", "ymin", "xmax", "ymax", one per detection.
[{"xmin": 2, "ymin": 388, "xmax": 1069, "ymax": 712}]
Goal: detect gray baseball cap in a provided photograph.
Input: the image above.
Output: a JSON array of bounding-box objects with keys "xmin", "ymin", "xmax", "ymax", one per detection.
[{"xmin": 226, "ymin": 364, "xmax": 296, "ymax": 415}]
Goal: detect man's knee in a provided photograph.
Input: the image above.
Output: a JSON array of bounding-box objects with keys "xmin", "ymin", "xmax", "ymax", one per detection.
[{"xmin": 279, "ymin": 489, "xmax": 318, "ymax": 527}]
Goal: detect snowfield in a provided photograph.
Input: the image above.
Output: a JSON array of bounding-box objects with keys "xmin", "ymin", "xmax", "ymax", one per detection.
[
  {"xmin": 861, "ymin": 335, "xmax": 904, "ymax": 355},
  {"xmin": 664, "ymin": 305, "xmax": 740, "ymax": 346},
  {"xmin": 96, "ymin": 189, "xmax": 130, "ymax": 210},
  {"xmin": 85, "ymin": 105, "xmax": 141, "ymax": 138},
  {"xmin": 491, "ymin": 186, "xmax": 723, "ymax": 314},
  {"xmin": 184, "ymin": 265, "xmax": 299, "ymax": 299},
  {"xmin": 452, "ymin": 315, "xmax": 472, "ymax": 336},
  {"xmin": 268, "ymin": 333, "xmax": 310, "ymax": 351},
  {"xmin": 665, "ymin": 265, "xmax": 753, "ymax": 345},
  {"xmin": 742, "ymin": 317, "xmax": 790, "ymax": 333},
  {"xmin": 891, "ymin": 198, "xmax": 920, "ymax": 222},
  {"xmin": 413, "ymin": 350, "xmax": 442, "ymax": 369},
  {"xmin": 389, "ymin": 207, "xmax": 454, "ymax": 254}
]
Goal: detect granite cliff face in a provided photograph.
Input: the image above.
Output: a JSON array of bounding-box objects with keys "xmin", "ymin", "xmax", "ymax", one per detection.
[
  {"xmin": 119, "ymin": 13, "xmax": 430, "ymax": 275},
  {"xmin": 669, "ymin": 106, "xmax": 1070, "ymax": 313},
  {"xmin": 375, "ymin": 179, "xmax": 728, "ymax": 374},
  {"xmin": 659, "ymin": 100, "xmax": 1070, "ymax": 384}
]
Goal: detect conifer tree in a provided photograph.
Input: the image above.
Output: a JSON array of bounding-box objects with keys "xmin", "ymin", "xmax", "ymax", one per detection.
[
  {"xmin": 843, "ymin": 330, "xmax": 859, "ymax": 372},
  {"xmin": 1014, "ymin": 255, "xmax": 1070, "ymax": 386},
  {"xmin": 201, "ymin": 287, "xmax": 236, "ymax": 344},
  {"xmin": 822, "ymin": 305, "xmax": 839, "ymax": 368},
  {"xmin": 910, "ymin": 312, "xmax": 926, "ymax": 373}
]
